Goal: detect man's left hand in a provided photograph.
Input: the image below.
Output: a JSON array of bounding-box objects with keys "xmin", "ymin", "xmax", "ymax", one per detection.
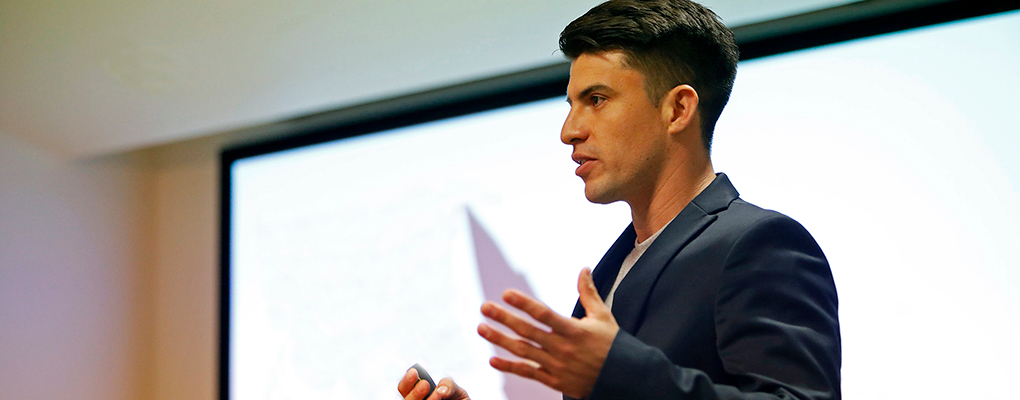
[{"xmin": 478, "ymin": 267, "xmax": 619, "ymax": 399}]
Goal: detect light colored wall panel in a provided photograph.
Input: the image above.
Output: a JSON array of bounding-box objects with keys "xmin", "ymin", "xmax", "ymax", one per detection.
[
  {"xmin": 150, "ymin": 137, "xmax": 222, "ymax": 400},
  {"xmin": 0, "ymin": 132, "xmax": 155, "ymax": 400}
]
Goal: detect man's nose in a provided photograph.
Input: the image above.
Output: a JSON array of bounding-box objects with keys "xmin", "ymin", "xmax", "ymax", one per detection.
[{"xmin": 561, "ymin": 109, "xmax": 588, "ymax": 145}]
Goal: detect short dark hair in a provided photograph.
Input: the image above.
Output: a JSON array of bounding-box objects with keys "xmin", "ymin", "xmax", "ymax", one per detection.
[{"xmin": 559, "ymin": 0, "xmax": 739, "ymax": 150}]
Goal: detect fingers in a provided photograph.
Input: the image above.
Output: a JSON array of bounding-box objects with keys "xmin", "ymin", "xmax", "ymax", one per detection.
[
  {"xmin": 398, "ymin": 368, "xmax": 419, "ymax": 397},
  {"xmin": 480, "ymin": 300, "xmax": 557, "ymax": 345},
  {"xmin": 403, "ymin": 379, "xmax": 432, "ymax": 400},
  {"xmin": 498, "ymin": 289, "xmax": 574, "ymax": 333},
  {"xmin": 477, "ymin": 322, "xmax": 561, "ymax": 368},
  {"xmin": 399, "ymin": 368, "xmax": 440, "ymax": 400},
  {"xmin": 577, "ymin": 268, "xmax": 610, "ymax": 320},
  {"xmin": 432, "ymin": 377, "xmax": 452, "ymax": 399},
  {"xmin": 489, "ymin": 356, "xmax": 559, "ymax": 389},
  {"xmin": 433, "ymin": 377, "xmax": 470, "ymax": 400}
]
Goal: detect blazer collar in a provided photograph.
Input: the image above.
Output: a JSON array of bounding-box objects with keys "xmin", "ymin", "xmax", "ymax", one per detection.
[{"xmin": 572, "ymin": 173, "xmax": 740, "ymax": 333}]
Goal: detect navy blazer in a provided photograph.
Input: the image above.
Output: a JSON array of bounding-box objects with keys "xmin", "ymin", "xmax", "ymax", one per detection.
[{"xmin": 569, "ymin": 174, "xmax": 841, "ymax": 400}]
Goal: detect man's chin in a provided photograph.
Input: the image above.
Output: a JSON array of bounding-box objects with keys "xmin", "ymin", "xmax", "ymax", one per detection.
[{"xmin": 583, "ymin": 186, "xmax": 619, "ymax": 205}]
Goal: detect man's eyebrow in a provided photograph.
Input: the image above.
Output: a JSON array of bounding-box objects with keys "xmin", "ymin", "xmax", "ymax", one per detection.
[{"xmin": 566, "ymin": 83, "xmax": 612, "ymax": 105}]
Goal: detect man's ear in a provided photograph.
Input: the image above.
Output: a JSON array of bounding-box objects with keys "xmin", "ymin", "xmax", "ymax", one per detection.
[{"xmin": 661, "ymin": 84, "xmax": 699, "ymax": 136}]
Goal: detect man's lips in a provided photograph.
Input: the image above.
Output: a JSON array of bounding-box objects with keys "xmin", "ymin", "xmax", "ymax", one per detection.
[{"xmin": 572, "ymin": 154, "xmax": 596, "ymax": 177}]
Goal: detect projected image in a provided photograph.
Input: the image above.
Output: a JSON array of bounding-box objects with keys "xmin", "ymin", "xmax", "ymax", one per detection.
[
  {"xmin": 231, "ymin": 98, "xmax": 631, "ymax": 400},
  {"xmin": 229, "ymin": 10, "xmax": 1020, "ymax": 400}
]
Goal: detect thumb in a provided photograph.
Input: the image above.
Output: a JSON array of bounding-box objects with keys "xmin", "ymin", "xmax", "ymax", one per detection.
[{"xmin": 577, "ymin": 267, "xmax": 610, "ymax": 319}]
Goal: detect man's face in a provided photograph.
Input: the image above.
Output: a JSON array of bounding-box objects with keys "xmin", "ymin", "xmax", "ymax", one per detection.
[{"xmin": 562, "ymin": 51, "xmax": 671, "ymax": 205}]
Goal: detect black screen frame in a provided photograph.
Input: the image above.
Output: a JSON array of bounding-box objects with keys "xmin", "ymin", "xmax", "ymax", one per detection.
[{"xmin": 218, "ymin": 2, "xmax": 1020, "ymax": 398}]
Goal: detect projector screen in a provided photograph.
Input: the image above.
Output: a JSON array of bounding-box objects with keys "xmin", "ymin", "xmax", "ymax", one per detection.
[{"xmin": 226, "ymin": 10, "xmax": 1020, "ymax": 400}]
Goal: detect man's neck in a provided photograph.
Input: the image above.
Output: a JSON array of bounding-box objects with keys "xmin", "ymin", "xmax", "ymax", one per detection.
[{"xmin": 629, "ymin": 161, "xmax": 716, "ymax": 242}]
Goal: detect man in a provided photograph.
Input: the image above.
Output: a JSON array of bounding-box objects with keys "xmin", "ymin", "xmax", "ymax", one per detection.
[{"xmin": 398, "ymin": 1, "xmax": 841, "ymax": 399}]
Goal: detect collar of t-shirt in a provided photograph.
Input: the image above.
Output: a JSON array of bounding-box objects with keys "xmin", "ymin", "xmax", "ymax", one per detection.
[{"xmin": 604, "ymin": 220, "xmax": 672, "ymax": 310}]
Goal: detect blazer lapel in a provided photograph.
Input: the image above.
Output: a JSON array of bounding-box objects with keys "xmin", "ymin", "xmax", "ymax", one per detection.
[
  {"xmin": 571, "ymin": 225, "xmax": 636, "ymax": 319},
  {"xmin": 610, "ymin": 173, "xmax": 740, "ymax": 334}
]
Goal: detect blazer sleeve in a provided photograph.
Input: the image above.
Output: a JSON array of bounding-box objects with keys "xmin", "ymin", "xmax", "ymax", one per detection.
[{"xmin": 582, "ymin": 214, "xmax": 841, "ymax": 400}]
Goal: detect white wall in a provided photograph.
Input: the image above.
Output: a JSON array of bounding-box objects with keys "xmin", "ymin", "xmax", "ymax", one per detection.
[
  {"xmin": 0, "ymin": 132, "xmax": 155, "ymax": 399},
  {"xmin": 0, "ymin": 130, "xmax": 228, "ymax": 400},
  {"xmin": 149, "ymin": 136, "xmax": 221, "ymax": 400},
  {"xmin": 1, "ymin": 0, "xmax": 854, "ymax": 159}
]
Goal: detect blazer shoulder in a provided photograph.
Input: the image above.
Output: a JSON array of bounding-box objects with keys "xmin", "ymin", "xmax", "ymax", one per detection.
[
  {"xmin": 713, "ymin": 199, "xmax": 827, "ymax": 263},
  {"xmin": 718, "ymin": 198, "xmax": 810, "ymax": 230}
]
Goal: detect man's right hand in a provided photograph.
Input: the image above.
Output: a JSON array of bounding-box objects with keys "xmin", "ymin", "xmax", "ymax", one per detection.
[{"xmin": 397, "ymin": 367, "xmax": 471, "ymax": 400}]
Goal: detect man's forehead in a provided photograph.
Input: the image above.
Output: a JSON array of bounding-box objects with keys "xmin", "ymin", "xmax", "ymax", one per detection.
[{"xmin": 567, "ymin": 51, "xmax": 644, "ymax": 92}]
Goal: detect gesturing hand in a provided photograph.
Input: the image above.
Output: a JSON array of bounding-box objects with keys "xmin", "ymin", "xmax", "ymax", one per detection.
[{"xmin": 478, "ymin": 268, "xmax": 619, "ymax": 399}]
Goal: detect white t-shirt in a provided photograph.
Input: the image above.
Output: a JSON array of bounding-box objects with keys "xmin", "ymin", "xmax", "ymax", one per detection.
[{"xmin": 604, "ymin": 221, "xmax": 670, "ymax": 309}]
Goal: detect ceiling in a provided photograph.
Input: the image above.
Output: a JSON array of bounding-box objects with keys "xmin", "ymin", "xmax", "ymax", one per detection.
[{"xmin": 0, "ymin": 0, "xmax": 858, "ymax": 159}]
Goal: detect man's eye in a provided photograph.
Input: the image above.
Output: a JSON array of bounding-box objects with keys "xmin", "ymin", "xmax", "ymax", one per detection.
[{"xmin": 591, "ymin": 95, "xmax": 605, "ymax": 106}]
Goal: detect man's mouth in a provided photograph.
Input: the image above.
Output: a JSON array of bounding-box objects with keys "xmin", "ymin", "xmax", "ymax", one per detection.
[
  {"xmin": 573, "ymin": 156, "xmax": 594, "ymax": 166},
  {"xmin": 572, "ymin": 155, "xmax": 596, "ymax": 177}
]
